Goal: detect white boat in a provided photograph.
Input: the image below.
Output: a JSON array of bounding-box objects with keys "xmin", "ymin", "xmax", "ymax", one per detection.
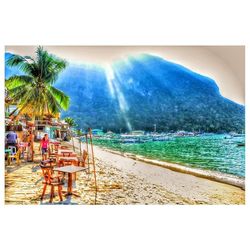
[{"xmin": 122, "ymin": 138, "xmax": 138, "ymax": 143}]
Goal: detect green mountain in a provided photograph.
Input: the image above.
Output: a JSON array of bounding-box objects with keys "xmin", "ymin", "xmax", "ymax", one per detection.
[{"xmin": 5, "ymin": 53, "xmax": 245, "ymax": 133}]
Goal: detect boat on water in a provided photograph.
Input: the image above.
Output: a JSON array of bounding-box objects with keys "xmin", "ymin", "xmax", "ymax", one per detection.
[
  {"xmin": 118, "ymin": 133, "xmax": 172, "ymax": 143},
  {"xmin": 172, "ymin": 131, "xmax": 198, "ymax": 137},
  {"xmin": 222, "ymin": 133, "xmax": 245, "ymax": 145},
  {"xmin": 121, "ymin": 138, "xmax": 139, "ymax": 143},
  {"xmin": 229, "ymin": 132, "xmax": 245, "ymax": 137},
  {"xmin": 119, "ymin": 134, "xmax": 147, "ymax": 143},
  {"xmin": 152, "ymin": 135, "xmax": 171, "ymax": 141}
]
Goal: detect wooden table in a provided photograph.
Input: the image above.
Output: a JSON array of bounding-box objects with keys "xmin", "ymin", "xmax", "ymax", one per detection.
[
  {"xmin": 50, "ymin": 141, "xmax": 61, "ymax": 151},
  {"xmin": 57, "ymin": 156, "xmax": 78, "ymax": 165},
  {"xmin": 58, "ymin": 148, "xmax": 74, "ymax": 154},
  {"xmin": 58, "ymin": 156, "xmax": 78, "ymax": 161},
  {"xmin": 59, "ymin": 153, "xmax": 77, "ymax": 157},
  {"xmin": 51, "ymin": 141, "xmax": 61, "ymax": 145},
  {"xmin": 54, "ymin": 166, "xmax": 86, "ymax": 196},
  {"xmin": 58, "ymin": 149, "xmax": 76, "ymax": 155}
]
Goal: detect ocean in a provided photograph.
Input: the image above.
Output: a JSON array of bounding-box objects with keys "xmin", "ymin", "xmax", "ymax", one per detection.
[{"xmin": 92, "ymin": 134, "xmax": 245, "ymax": 177}]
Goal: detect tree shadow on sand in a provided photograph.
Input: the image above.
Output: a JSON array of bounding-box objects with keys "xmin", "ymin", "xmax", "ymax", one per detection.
[{"xmin": 5, "ymin": 163, "xmax": 26, "ymax": 173}]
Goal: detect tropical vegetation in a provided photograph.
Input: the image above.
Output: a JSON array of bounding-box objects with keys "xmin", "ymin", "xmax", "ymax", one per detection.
[
  {"xmin": 64, "ymin": 117, "xmax": 76, "ymax": 127},
  {"xmin": 5, "ymin": 46, "xmax": 70, "ymax": 120}
]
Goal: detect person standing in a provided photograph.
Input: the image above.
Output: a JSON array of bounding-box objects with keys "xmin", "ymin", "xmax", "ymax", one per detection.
[
  {"xmin": 40, "ymin": 134, "xmax": 50, "ymax": 161},
  {"xmin": 27, "ymin": 129, "xmax": 35, "ymax": 162}
]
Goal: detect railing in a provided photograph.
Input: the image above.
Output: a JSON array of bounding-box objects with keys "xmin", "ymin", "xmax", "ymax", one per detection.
[{"xmin": 6, "ymin": 125, "xmax": 23, "ymax": 131}]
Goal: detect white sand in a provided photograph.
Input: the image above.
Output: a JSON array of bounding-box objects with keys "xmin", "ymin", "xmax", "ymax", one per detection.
[
  {"xmin": 72, "ymin": 138, "xmax": 245, "ymax": 204},
  {"xmin": 93, "ymin": 146, "xmax": 244, "ymax": 204}
]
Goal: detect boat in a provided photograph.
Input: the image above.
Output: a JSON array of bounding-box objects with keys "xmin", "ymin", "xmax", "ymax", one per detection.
[
  {"xmin": 229, "ymin": 132, "xmax": 245, "ymax": 138},
  {"xmin": 152, "ymin": 135, "xmax": 171, "ymax": 141},
  {"xmin": 122, "ymin": 138, "xmax": 138, "ymax": 143},
  {"xmin": 224, "ymin": 134, "xmax": 233, "ymax": 139}
]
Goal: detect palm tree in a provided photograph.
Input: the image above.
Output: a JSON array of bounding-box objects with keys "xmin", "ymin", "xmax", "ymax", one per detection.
[
  {"xmin": 64, "ymin": 117, "xmax": 77, "ymax": 151},
  {"xmin": 5, "ymin": 46, "xmax": 69, "ymax": 120},
  {"xmin": 64, "ymin": 117, "xmax": 76, "ymax": 127}
]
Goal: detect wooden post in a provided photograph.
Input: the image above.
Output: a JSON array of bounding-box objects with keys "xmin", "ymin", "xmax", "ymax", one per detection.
[
  {"xmin": 85, "ymin": 133, "xmax": 90, "ymax": 168},
  {"xmin": 31, "ymin": 131, "xmax": 34, "ymax": 162},
  {"xmin": 79, "ymin": 137, "xmax": 82, "ymax": 157},
  {"xmin": 88, "ymin": 128, "xmax": 97, "ymax": 204},
  {"xmin": 27, "ymin": 128, "xmax": 34, "ymax": 162},
  {"xmin": 71, "ymin": 130, "xmax": 75, "ymax": 152}
]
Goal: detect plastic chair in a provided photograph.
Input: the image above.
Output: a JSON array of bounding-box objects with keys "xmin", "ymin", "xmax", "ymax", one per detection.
[
  {"xmin": 8, "ymin": 146, "xmax": 20, "ymax": 165},
  {"xmin": 8, "ymin": 146, "xmax": 17, "ymax": 155}
]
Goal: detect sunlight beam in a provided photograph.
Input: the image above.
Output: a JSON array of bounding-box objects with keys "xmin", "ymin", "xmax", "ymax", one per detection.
[{"xmin": 104, "ymin": 64, "xmax": 132, "ymax": 131}]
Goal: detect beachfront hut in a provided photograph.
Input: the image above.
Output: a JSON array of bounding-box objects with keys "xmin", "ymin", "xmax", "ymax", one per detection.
[
  {"xmin": 33, "ymin": 118, "xmax": 71, "ymax": 141},
  {"xmin": 131, "ymin": 130, "xmax": 145, "ymax": 136}
]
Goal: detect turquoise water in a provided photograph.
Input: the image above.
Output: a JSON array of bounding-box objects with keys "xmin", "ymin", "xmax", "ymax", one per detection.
[{"xmin": 93, "ymin": 135, "xmax": 245, "ymax": 177}]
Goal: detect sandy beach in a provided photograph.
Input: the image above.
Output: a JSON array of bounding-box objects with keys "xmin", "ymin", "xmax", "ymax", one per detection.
[
  {"xmin": 73, "ymin": 139, "xmax": 245, "ymax": 205},
  {"xmin": 5, "ymin": 140, "xmax": 245, "ymax": 205},
  {"xmin": 94, "ymin": 147, "xmax": 245, "ymax": 204}
]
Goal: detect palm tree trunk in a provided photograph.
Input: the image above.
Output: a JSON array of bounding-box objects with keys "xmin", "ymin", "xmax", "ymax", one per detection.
[
  {"xmin": 8, "ymin": 107, "xmax": 19, "ymax": 118},
  {"xmin": 11, "ymin": 105, "xmax": 26, "ymax": 121}
]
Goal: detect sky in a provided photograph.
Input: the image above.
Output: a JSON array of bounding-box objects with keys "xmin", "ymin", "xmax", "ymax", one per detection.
[{"xmin": 5, "ymin": 46, "xmax": 245, "ymax": 105}]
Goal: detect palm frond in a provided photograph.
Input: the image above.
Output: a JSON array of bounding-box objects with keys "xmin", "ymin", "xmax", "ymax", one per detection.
[
  {"xmin": 6, "ymin": 75, "xmax": 33, "ymax": 90},
  {"xmin": 64, "ymin": 117, "xmax": 76, "ymax": 127},
  {"xmin": 36, "ymin": 46, "xmax": 67, "ymax": 84},
  {"xmin": 47, "ymin": 86, "xmax": 69, "ymax": 110},
  {"xmin": 7, "ymin": 54, "xmax": 36, "ymax": 75},
  {"xmin": 6, "ymin": 54, "xmax": 26, "ymax": 67}
]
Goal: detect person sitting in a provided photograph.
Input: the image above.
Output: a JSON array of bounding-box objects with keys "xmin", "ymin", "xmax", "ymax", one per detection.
[
  {"xmin": 6, "ymin": 128, "xmax": 18, "ymax": 150},
  {"xmin": 39, "ymin": 134, "xmax": 50, "ymax": 161}
]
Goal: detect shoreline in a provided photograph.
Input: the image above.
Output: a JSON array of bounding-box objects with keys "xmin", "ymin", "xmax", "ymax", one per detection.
[
  {"xmin": 94, "ymin": 146, "xmax": 245, "ymax": 190},
  {"xmin": 70, "ymin": 138, "xmax": 244, "ymax": 204}
]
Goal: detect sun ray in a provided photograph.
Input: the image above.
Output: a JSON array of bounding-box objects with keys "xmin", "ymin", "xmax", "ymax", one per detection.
[{"xmin": 104, "ymin": 64, "xmax": 132, "ymax": 131}]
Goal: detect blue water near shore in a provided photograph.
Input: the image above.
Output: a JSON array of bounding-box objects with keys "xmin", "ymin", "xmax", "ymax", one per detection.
[{"xmin": 93, "ymin": 134, "xmax": 245, "ymax": 177}]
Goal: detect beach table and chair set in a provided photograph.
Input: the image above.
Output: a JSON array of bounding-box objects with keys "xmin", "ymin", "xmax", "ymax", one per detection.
[
  {"xmin": 5, "ymin": 129, "xmax": 97, "ymax": 204},
  {"xmin": 40, "ymin": 142, "xmax": 89, "ymax": 203}
]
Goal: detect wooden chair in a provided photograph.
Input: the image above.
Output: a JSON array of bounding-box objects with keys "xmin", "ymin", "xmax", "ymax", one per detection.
[
  {"xmin": 40, "ymin": 165, "xmax": 64, "ymax": 203},
  {"xmin": 74, "ymin": 150, "xmax": 89, "ymax": 180},
  {"xmin": 62, "ymin": 152, "xmax": 71, "ymax": 157},
  {"xmin": 60, "ymin": 146, "xmax": 69, "ymax": 149},
  {"xmin": 41, "ymin": 159, "xmax": 56, "ymax": 168},
  {"xmin": 7, "ymin": 146, "xmax": 20, "ymax": 165},
  {"xmin": 54, "ymin": 143, "xmax": 60, "ymax": 151},
  {"xmin": 48, "ymin": 147, "xmax": 57, "ymax": 161},
  {"xmin": 77, "ymin": 150, "xmax": 88, "ymax": 168},
  {"xmin": 59, "ymin": 159, "xmax": 77, "ymax": 167}
]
